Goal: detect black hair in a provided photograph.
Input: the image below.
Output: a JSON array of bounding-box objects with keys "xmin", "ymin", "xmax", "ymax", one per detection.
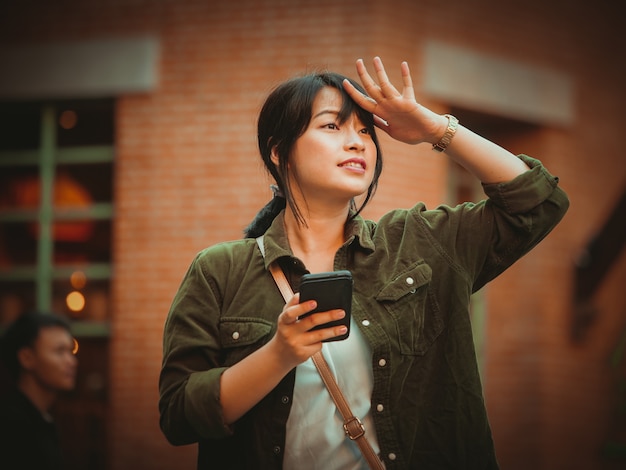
[
  {"xmin": 0, "ymin": 311, "xmax": 72, "ymax": 381},
  {"xmin": 244, "ymin": 71, "xmax": 383, "ymax": 238}
]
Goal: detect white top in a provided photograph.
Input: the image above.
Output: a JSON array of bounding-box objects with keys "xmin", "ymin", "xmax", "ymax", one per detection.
[{"xmin": 284, "ymin": 318, "xmax": 380, "ymax": 469}]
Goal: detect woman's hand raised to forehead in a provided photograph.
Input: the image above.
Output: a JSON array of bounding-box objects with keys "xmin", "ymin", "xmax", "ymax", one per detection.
[{"xmin": 344, "ymin": 57, "xmax": 445, "ymax": 146}]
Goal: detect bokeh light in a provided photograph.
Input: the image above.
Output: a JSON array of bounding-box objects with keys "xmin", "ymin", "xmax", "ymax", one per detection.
[
  {"xmin": 59, "ymin": 109, "xmax": 78, "ymax": 130},
  {"xmin": 66, "ymin": 290, "xmax": 85, "ymax": 312},
  {"xmin": 70, "ymin": 270, "xmax": 87, "ymax": 289}
]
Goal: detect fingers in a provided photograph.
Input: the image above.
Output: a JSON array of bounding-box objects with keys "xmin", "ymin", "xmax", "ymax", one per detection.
[
  {"xmin": 343, "ymin": 78, "xmax": 377, "ymax": 111},
  {"xmin": 299, "ymin": 308, "xmax": 346, "ymax": 329},
  {"xmin": 343, "ymin": 81, "xmax": 387, "ymax": 129},
  {"xmin": 278, "ymin": 299, "xmax": 347, "ymax": 342},
  {"xmin": 301, "ymin": 309, "xmax": 348, "ymax": 343},
  {"xmin": 399, "ymin": 61, "xmax": 415, "ymax": 99},
  {"xmin": 373, "ymin": 115, "xmax": 389, "ymax": 130},
  {"xmin": 355, "ymin": 57, "xmax": 414, "ymax": 101},
  {"xmin": 279, "ymin": 293, "xmax": 308, "ymax": 325},
  {"xmin": 354, "ymin": 58, "xmax": 380, "ymax": 97},
  {"xmin": 356, "ymin": 57, "xmax": 398, "ymax": 98},
  {"xmin": 305, "ymin": 322, "xmax": 348, "ymax": 343},
  {"xmin": 372, "ymin": 57, "xmax": 399, "ymax": 98}
]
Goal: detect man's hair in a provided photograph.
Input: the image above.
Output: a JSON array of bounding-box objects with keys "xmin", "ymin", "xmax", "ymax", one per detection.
[{"xmin": 0, "ymin": 311, "xmax": 72, "ymax": 380}]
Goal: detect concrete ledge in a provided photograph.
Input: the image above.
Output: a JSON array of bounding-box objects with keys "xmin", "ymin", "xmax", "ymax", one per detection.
[
  {"xmin": 0, "ymin": 36, "xmax": 159, "ymax": 99},
  {"xmin": 422, "ymin": 40, "xmax": 574, "ymax": 127}
]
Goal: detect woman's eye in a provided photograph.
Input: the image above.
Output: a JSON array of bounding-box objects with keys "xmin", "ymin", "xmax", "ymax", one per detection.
[
  {"xmin": 360, "ymin": 128, "xmax": 371, "ymax": 135},
  {"xmin": 324, "ymin": 123, "xmax": 339, "ymax": 130}
]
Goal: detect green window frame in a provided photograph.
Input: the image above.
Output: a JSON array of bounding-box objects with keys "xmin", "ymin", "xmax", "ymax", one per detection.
[{"xmin": 0, "ymin": 101, "xmax": 114, "ymax": 336}]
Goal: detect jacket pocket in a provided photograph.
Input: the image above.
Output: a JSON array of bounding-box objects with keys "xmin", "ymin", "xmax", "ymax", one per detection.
[
  {"xmin": 219, "ymin": 317, "xmax": 274, "ymax": 366},
  {"xmin": 376, "ymin": 262, "xmax": 443, "ymax": 356}
]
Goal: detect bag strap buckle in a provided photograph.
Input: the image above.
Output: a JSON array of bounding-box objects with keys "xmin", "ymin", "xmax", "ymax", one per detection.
[{"xmin": 343, "ymin": 416, "xmax": 366, "ymax": 440}]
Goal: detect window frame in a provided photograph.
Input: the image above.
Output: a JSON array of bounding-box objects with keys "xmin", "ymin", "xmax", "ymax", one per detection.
[{"xmin": 0, "ymin": 102, "xmax": 114, "ymax": 336}]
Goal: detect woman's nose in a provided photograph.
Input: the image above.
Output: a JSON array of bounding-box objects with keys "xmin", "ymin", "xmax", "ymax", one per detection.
[{"xmin": 345, "ymin": 128, "xmax": 365, "ymax": 150}]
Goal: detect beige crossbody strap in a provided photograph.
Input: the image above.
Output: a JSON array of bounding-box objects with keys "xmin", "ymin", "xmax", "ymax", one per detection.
[
  {"xmin": 257, "ymin": 237, "xmax": 383, "ymax": 470},
  {"xmin": 309, "ymin": 351, "xmax": 385, "ymax": 470}
]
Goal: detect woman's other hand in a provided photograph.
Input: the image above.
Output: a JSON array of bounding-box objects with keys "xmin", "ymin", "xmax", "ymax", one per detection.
[
  {"xmin": 270, "ymin": 293, "xmax": 347, "ymax": 368},
  {"xmin": 343, "ymin": 57, "xmax": 446, "ymax": 146}
]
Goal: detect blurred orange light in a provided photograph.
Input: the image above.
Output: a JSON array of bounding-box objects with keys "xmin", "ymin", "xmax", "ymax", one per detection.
[
  {"xmin": 59, "ymin": 110, "xmax": 77, "ymax": 130},
  {"xmin": 70, "ymin": 271, "xmax": 87, "ymax": 289},
  {"xmin": 66, "ymin": 291, "xmax": 85, "ymax": 312},
  {"xmin": 5, "ymin": 172, "xmax": 94, "ymax": 242},
  {"xmin": 72, "ymin": 338, "xmax": 79, "ymax": 355}
]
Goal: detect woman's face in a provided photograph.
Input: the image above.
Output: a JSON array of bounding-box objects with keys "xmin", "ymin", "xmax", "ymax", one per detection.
[{"xmin": 286, "ymin": 86, "xmax": 377, "ymax": 208}]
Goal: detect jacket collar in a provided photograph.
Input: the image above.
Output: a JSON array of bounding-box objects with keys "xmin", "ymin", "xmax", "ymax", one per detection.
[{"xmin": 259, "ymin": 210, "xmax": 375, "ymax": 269}]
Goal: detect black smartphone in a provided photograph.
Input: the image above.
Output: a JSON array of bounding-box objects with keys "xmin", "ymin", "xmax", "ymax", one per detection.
[{"xmin": 298, "ymin": 270, "xmax": 352, "ymax": 342}]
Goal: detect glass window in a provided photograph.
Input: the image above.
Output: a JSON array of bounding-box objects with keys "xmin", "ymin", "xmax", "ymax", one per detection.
[{"xmin": 0, "ymin": 99, "xmax": 114, "ymax": 331}]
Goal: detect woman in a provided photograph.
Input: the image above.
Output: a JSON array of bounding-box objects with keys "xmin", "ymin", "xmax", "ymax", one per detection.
[{"xmin": 159, "ymin": 57, "xmax": 569, "ymax": 469}]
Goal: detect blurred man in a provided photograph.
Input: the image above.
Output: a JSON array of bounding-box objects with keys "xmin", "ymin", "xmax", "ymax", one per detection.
[{"xmin": 0, "ymin": 311, "xmax": 78, "ymax": 470}]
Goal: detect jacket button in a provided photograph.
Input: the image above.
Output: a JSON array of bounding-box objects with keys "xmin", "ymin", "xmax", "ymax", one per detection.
[
  {"xmin": 232, "ymin": 331, "xmax": 240, "ymax": 340},
  {"xmin": 273, "ymin": 446, "xmax": 281, "ymax": 454},
  {"xmin": 376, "ymin": 404, "xmax": 384, "ymax": 412},
  {"xmin": 388, "ymin": 453, "xmax": 397, "ymax": 461},
  {"xmin": 378, "ymin": 358, "xmax": 387, "ymax": 367},
  {"xmin": 361, "ymin": 320, "xmax": 370, "ymax": 326},
  {"xmin": 281, "ymin": 395, "xmax": 290, "ymax": 404},
  {"xmin": 406, "ymin": 277, "xmax": 414, "ymax": 285}
]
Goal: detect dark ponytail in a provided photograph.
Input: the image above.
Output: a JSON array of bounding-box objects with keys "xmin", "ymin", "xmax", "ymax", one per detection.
[{"xmin": 244, "ymin": 187, "xmax": 286, "ymax": 238}]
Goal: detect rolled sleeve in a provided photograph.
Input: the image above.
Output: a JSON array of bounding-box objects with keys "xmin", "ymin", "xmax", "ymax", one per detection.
[
  {"xmin": 185, "ymin": 368, "xmax": 233, "ymax": 438},
  {"xmin": 159, "ymin": 250, "xmax": 232, "ymax": 444},
  {"xmin": 409, "ymin": 154, "xmax": 569, "ymax": 291},
  {"xmin": 482, "ymin": 154, "xmax": 565, "ymax": 215}
]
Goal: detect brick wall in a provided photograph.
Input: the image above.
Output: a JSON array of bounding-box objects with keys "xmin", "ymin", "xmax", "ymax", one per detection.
[{"xmin": 2, "ymin": 0, "xmax": 624, "ymax": 469}]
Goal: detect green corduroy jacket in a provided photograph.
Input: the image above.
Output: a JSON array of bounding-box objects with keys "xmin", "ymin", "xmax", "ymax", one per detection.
[{"xmin": 159, "ymin": 155, "xmax": 569, "ymax": 469}]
